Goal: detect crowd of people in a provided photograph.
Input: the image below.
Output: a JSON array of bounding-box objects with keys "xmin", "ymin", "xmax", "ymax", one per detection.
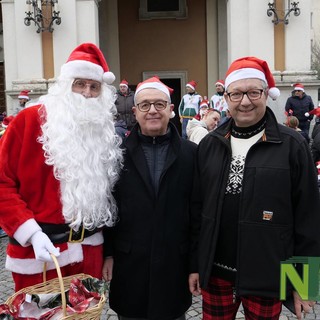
[{"xmin": 0, "ymin": 44, "xmax": 320, "ymax": 320}]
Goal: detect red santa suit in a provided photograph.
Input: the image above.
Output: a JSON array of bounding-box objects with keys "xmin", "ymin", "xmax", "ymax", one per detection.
[{"xmin": 0, "ymin": 105, "xmax": 103, "ymax": 277}]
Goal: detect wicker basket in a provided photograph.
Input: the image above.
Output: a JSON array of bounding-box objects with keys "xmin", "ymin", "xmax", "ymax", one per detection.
[{"xmin": 6, "ymin": 254, "xmax": 106, "ymax": 319}]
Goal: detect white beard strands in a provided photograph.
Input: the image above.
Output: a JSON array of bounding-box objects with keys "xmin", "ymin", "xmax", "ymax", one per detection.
[{"xmin": 38, "ymin": 79, "xmax": 123, "ymax": 231}]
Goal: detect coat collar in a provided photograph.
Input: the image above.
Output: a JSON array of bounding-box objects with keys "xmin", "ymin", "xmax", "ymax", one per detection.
[{"xmin": 214, "ymin": 107, "xmax": 282, "ymax": 143}]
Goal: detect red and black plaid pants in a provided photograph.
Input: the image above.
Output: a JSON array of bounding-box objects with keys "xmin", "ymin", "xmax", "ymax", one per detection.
[{"xmin": 202, "ymin": 277, "xmax": 282, "ymax": 320}]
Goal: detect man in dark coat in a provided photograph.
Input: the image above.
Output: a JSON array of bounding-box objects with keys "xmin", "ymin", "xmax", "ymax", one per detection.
[
  {"xmin": 115, "ymin": 79, "xmax": 136, "ymax": 131},
  {"xmin": 285, "ymin": 82, "xmax": 314, "ymax": 138},
  {"xmin": 103, "ymin": 76, "xmax": 198, "ymax": 320},
  {"xmin": 189, "ymin": 57, "xmax": 320, "ymax": 320}
]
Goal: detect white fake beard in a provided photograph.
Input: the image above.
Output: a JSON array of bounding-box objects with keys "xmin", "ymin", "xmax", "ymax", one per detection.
[{"xmin": 38, "ymin": 80, "xmax": 123, "ymax": 231}]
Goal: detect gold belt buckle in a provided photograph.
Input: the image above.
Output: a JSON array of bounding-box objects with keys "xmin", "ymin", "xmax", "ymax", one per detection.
[{"xmin": 68, "ymin": 224, "xmax": 85, "ymax": 243}]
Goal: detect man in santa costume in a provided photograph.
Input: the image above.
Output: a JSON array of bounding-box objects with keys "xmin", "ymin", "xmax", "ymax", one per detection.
[{"xmin": 0, "ymin": 43, "xmax": 123, "ymax": 291}]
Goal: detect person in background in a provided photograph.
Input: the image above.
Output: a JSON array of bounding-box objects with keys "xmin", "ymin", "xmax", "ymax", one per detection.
[
  {"xmin": 187, "ymin": 109, "xmax": 221, "ymax": 144},
  {"xmin": 103, "ymin": 76, "xmax": 198, "ymax": 320},
  {"xmin": 179, "ymin": 80, "xmax": 202, "ymax": 139},
  {"xmin": 0, "ymin": 43, "xmax": 123, "ymax": 291},
  {"xmin": 15, "ymin": 90, "xmax": 30, "ymax": 115},
  {"xmin": 115, "ymin": 79, "xmax": 136, "ymax": 132},
  {"xmin": 285, "ymin": 83, "xmax": 314, "ymax": 138},
  {"xmin": 284, "ymin": 115, "xmax": 310, "ymax": 142},
  {"xmin": 309, "ymin": 108, "xmax": 320, "ymax": 165},
  {"xmin": 210, "ymin": 79, "xmax": 228, "ymax": 119},
  {"xmin": 194, "ymin": 99, "xmax": 209, "ymax": 121},
  {"xmin": 189, "ymin": 56, "xmax": 320, "ymax": 320}
]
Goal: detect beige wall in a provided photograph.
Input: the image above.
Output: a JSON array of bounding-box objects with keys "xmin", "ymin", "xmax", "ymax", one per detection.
[{"xmin": 118, "ymin": 0, "xmax": 208, "ymax": 97}]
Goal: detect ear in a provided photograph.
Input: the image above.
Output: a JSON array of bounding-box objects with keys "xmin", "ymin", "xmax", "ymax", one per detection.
[{"xmin": 132, "ymin": 106, "xmax": 137, "ymax": 115}]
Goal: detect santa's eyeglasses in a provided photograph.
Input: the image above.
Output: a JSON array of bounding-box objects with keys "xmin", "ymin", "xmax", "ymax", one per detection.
[{"xmin": 72, "ymin": 79, "xmax": 101, "ymax": 93}]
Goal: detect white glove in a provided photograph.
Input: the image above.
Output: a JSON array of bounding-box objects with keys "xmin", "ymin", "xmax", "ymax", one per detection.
[{"xmin": 29, "ymin": 231, "xmax": 60, "ymax": 262}]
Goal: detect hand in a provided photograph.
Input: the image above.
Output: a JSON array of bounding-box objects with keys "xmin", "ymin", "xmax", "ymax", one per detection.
[
  {"xmin": 189, "ymin": 273, "xmax": 201, "ymax": 296},
  {"xmin": 29, "ymin": 231, "xmax": 60, "ymax": 262},
  {"xmin": 293, "ymin": 291, "xmax": 315, "ymax": 320},
  {"xmin": 102, "ymin": 256, "xmax": 114, "ymax": 282}
]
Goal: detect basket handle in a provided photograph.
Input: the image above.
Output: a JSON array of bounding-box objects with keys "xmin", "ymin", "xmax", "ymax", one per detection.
[{"xmin": 43, "ymin": 253, "xmax": 67, "ymax": 317}]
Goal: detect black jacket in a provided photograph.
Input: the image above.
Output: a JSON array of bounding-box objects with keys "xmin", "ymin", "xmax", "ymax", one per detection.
[
  {"xmin": 311, "ymin": 125, "xmax": 320, "ymax": 163},
  {"xmin": 115, "ymin": 89, "xmax": 136, "ymax": 130},
  {"xmin": 192, "ymin": 107, "xmax": 320, "ymax": 298},
  {"xmin": 285, "ymin": 93, "xmax": 314, "ymax": 123},
  {"xmin": 104, "ymin": 122, "xmax": 198, "ymax": 320}
]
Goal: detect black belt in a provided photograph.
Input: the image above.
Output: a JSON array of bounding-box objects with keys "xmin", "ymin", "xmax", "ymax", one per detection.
[{"xmin": 9, "ymin": 223, "xmax": 101, "ymax": 245}]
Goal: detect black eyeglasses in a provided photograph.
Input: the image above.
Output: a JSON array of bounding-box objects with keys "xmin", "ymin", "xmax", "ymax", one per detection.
[
  {"xmin": 136, "ymin": 100, "xmax": 169, "ymax": 112},
  {"xmin": 226, "ymin": 89, "xmax": 264, "ymax": 102}
]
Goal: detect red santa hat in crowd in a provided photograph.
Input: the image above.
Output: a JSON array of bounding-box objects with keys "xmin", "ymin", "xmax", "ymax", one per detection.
[
  {"xmin": 120, "ymin": 79, "xmax": 129, "ymax": 87},
  {"xmin": 1, "ymin": 115, "xmax": 14, "ymax": 128},
  {"xmin": 225, "ymin": 56, "xmax": 280, "ymax": 100},
  {"xmin": 305, "ymin": 107, "xmax": 320, "ymax": 118},
  {"xmin": 186, "ymin": 80, "xmax": 197, "ymax": 91},
  {"xmin": 215, "ymin": 80, "xmax": 225, "ymax": 87},
  {"xmin": 60, "ymin": 43, "xmax": 115, "ymax": 84},
  {"xmin": 292, "ymin": 83, "xmax": 304, "ymax": 92},
  {"xmin": 200, "ymin": 99, "xmax": 209, "ymax": 109},
  {"xmin": 18, "ymin": 90, "xmax": 30, "ymax": 100}
]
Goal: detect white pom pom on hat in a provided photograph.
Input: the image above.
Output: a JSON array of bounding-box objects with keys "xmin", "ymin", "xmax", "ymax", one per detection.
[
  {"xmin": 225, "ymin": 56, "xmax": 280, "ymax": 100},
  {"xmin": 305, "ymin": 108, "xmax": 320, "ymax": 118},
  {"xmin": 60, "ymin": 43, "xmax": 115, "ymax": 85}
]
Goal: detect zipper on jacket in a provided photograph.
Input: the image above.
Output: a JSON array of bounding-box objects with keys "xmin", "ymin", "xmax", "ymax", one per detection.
[{"xmin": 232, "ymin": 287, "xmax": 237, "ymax": 303}]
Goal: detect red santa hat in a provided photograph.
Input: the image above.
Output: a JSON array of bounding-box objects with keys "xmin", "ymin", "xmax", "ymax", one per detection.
[
  {"xmin": 200, "ymin": 100, "xmax": 209, "ymax": 109},
  {"xmin": 18, "ymin": 90, "xmax": 30, "ymax": 100},
  {"xmin": 215, "ymin": 80, "xmax": 225, "ymax": 87},
  {"xmin": 292, "ymin": 83, "xmax": 304, "ymax": 92},
  {"xmin": 135, "ymin": 76, "xmax": 174, "ymax": 101},
  {"xmin": 225, "ymin": 56, "xmax": 280, "ymax": 100},
  {"xmin": 60, "ymin": 43, "xmax": 115, "ymax": 84},
  {"xmin": 305, "ymin": 108, "xmax": 320, "ymax": 118},
  {"xmin": 120, "ymin": 79, "xmax": 128, "ymax": 87},
  {"xmin": 1, "ymin": 115, "xmax": 14, "ymax": 128},
  {"xmin": 186, "ymin": 80, "xmax": 197, "ymax": 91}
]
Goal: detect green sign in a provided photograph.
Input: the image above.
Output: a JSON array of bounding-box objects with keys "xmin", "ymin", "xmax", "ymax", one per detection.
[{"xmin": 280, "ymin": 257, "xmax": 320, "ymax": 300}]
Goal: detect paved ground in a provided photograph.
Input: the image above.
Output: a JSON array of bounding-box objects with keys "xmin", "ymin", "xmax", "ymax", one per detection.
[{"xmin": 0, "ymin": 235, "xmax": 318, "ymax": 319}]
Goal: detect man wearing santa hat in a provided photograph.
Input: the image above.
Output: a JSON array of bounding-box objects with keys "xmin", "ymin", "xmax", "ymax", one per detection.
[
  {"xmin": 189, "ymin": 57, "xmax": 320, "ymax": 319},
  {"xmin": 14, "ymin": 90, "xmax": 31, "ymax": 115},
  {"xmin": 0, "ymin": 43, "xmax": 123, "ymax": 291},
  {"xmin": 103, "ymin": 76, "xmax": 198, "ymax": 320},
  {"xmin": 210, "ymin": 79, "xmax": 229, "ymax": 119},
  {"xmin": 115, "ymin": 78, "xmax": 136, "ymax": 134},
  {"xmin": 285, "ymin": 82, "xmax": 315, "ymax": 138},
  {"xmin": 178, "ymin": 80, "xmax": 202, "ymax": 139}
]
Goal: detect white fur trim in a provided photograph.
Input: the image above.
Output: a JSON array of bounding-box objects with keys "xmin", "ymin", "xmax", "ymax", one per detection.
[
  {"xmin": 14, "ymin": 219, "xmax": 42, "ymax": 247},
  {"xmin": 82, "ymin": 231, "xmax": 103, "ymax": 245},
  {"xmin": 186, "ymin": 84, "xmax": 195, "ymax": 90},
  {"xmin": 5, "ymin": 232, "xmax": 103, "ymax": 274},
  {"xmin": 294, "ymin": 86, "xmax": 304, "ymax": 92},
  {"xmin": 225, "ymin": 68, "xmax": 267, "ymax": 89},
  {"xmin": 18, "ymin": 95, "xmax": 30, "ymax": 100},
  {"xmin": 60, "ymin": 60, "xmax": 104, "ymax": 82},
  {"xmin": 135, "ymin": 82, "xmax": 170, "ymax": 98}
]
